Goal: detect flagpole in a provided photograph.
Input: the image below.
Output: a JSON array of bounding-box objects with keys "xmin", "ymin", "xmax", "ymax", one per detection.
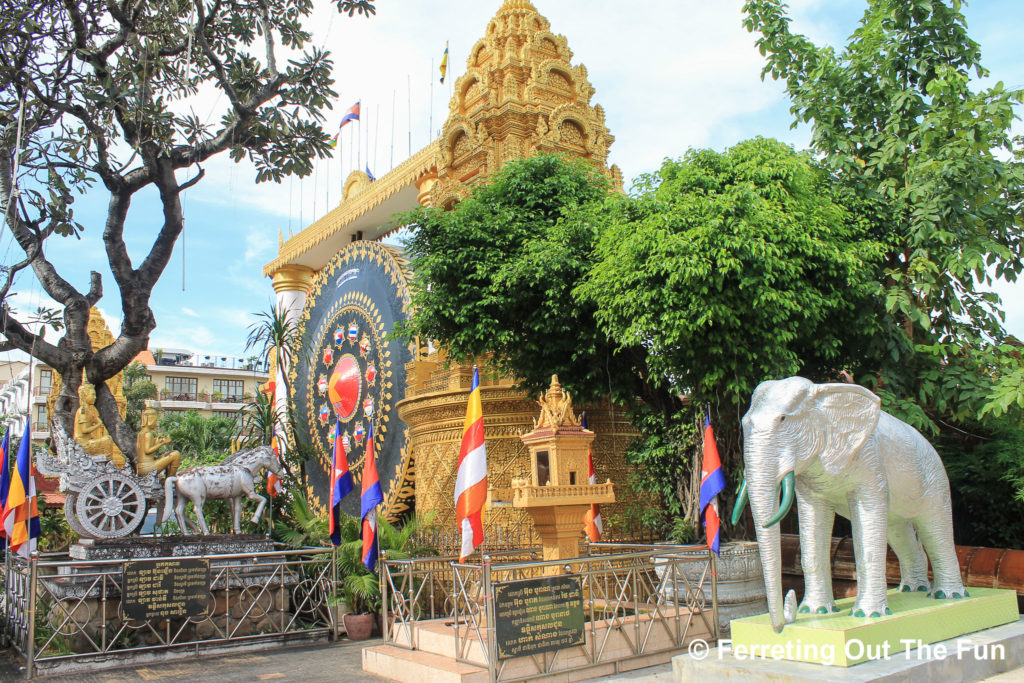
[
  {"xmin": 373, "ymin": 104, "xmax": 380, "ymax": 177},
  {"xmin": 429, "ymin": 57, "xmax": 434, "ymax": 142},
  {"xmin": 357, "ymin": 98, "xmax": 362, "ymax": 173},
  {"xmin": 407, "ymin": 74, "xmax": 412, "ymax": 157},
  {"xmin": 390, "ymin": 89, "xmax": 396, "ymax": 172}
]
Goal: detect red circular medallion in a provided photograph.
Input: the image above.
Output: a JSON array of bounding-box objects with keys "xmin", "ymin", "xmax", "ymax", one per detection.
[{"xmin": 328, "ymin": 354, "xmax": 361, "ymax": 421}]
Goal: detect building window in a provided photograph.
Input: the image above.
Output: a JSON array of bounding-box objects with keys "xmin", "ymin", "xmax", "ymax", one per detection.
[
  {"xmin": 34, "ymin": 405, "xmax": 47, "ymax": 430},
  {"xmin": 213, "ymin": 379, "xmax": 244, "ymax": 400},
  {"xmin": 38, "ymin": 368, "xmax": 53, "ymax": 396},
  {"xmin": 165, "ymin": 376, "xmax": 198, "ymax": 400}
]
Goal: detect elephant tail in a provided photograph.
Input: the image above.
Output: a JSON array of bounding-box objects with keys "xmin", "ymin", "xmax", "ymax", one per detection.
[{"xmin": 161, "ymin": 476, "xmax": 178, "ymax": 525}]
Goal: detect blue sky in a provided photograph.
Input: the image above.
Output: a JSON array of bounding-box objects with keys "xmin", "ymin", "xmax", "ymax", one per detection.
[{"xmin": 3, "ymin": 0, "xmax": 1023, "ymax": 360}]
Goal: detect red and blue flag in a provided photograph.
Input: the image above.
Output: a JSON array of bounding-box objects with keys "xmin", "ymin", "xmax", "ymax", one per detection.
[
  {"xmin": 699, "ymin": 414, "xmax": 726, "ymax": 555},
  {"xmin": 340, "ymin": 101, "xmax": 360, "ymax": 129},
  {"xmin": 360, "ymin": 423, "xmax": 384, "ymax": 571},
  {"xmin": 329, "ymin": 421, "xmax": 355, "ymax": 546}
]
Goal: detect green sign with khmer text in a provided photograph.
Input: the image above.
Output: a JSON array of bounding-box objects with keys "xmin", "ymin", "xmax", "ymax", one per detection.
[{"xmin": 493, "ymin": 575, "xmax": 585, "ymax": 660}]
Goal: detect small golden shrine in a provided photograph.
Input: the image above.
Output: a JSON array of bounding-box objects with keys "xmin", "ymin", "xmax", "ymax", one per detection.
[{"xmin": 489, "ymin": 376, "xmax": 615, "ymax": 569}]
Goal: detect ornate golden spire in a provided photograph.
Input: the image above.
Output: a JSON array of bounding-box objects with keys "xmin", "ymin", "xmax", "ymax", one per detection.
[{"xmin": 431, "ymin": 1, "xmax": 621, "ymax": 208}]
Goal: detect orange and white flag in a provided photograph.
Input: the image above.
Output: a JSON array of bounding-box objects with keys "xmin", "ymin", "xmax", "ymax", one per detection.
[
  {"xmin": 455, "ymin": 366, "xmax": 487, "ymax": 562},
  {"xmin": 581, "ymin": 413, "xmax": 602, "ymax": 542}
]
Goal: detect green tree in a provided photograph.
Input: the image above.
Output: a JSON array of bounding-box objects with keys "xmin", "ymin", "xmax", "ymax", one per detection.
[
  {"xmin": 578, "ymin": 139, "xmax": 884, "ymax": 438},
  {"xmin": 742, "ymin": 0, "xmax": 1024, "ymax": 429},
  {"xmin": 159, "ymin": 409, "xmax": 235, "ymax": 462},
  {"xmin": 400, "ymin": 154, "xmax": 647, "ymax": 405},
  {"xmin": 123, "ymin": 361, "xmax": 156, "ymax": 430},
  {"xmin": 402, "ymin": 149, "xmax": 883, "ymax": 523},
  {"xmin": 0, "ymin": 0, "xmax": 376, "ymax": 465}
]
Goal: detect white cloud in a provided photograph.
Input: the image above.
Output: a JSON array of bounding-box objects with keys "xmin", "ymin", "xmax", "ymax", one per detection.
[{"xmin": 181, "ymin": 307, "xmax": 200, "ymax": 318}]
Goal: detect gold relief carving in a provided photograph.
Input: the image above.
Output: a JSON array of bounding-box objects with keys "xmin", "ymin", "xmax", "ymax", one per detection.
[{"xmin": 558, "ymin": 119, "xmax": 585, "ymax": 147}]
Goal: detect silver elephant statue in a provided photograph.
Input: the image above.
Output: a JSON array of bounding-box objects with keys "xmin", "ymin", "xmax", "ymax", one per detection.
[{"xmin": 731, "ymin": 377, "xmax": 965, "ymax": 633}]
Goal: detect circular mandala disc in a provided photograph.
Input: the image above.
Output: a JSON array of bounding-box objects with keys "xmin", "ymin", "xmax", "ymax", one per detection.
[{"xmin": 292, "ymin": 242, "xmax": 415, "ymax": 520}]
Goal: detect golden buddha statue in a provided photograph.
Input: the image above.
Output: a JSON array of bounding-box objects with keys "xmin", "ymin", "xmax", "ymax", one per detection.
[
  {"xmin": 136, "ymin": 407, "xmax": 181, "ymax": 477},
  {"xmin": 74, "ymin": 382, "xmax": 126, "ymax": 468}
]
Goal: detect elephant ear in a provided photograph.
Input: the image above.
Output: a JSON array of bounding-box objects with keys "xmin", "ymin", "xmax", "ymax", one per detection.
[{"xmin": 812, "ymin": 383, "xmax": 881, "ymax": 476}]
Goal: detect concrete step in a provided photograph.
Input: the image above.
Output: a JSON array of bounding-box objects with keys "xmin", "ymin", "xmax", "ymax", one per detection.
[{"xmin": 362, "ymin": 644, "xmax": 488, "ymax": 683}]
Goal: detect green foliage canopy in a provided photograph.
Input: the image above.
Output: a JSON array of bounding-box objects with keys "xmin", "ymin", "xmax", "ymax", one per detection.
[
  {"xmin": 578, "ymin": 138, "xmax": 884, "ymax": 415},
  {"xmin": 742, "ymin": 0, "xmax": 1024, "ymax": 428}
]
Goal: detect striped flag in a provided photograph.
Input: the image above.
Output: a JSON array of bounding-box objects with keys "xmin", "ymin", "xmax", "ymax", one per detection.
[
  {"xmin": 581, "ymin": 413, "xmax": 602, "ymax": 543},
  {"xmin": 329, "ymin": 421, "xmax": 355, "ymax": 547},
  {"xmin": 455, "ymin": 366, "xmax": 487, "ymax": 562},
  {"xmin": 0, "ymin": 430, "xmax": 10, "ymax": 548},
  {"xmin": 340, "ymin": 101, "xmax": 360, "ymax": 129},
  {"xmin": 699, "ymin": 413, "xmax": 727, "ymax": 555},
  {"xmin": 267, "ymin": 438, "xmax": 284, "ymax": 497},
  {"xmin": 359, "ymin": 423, "xmax": 383, "ymax": 571},
  {"xmin": 440, "ymin": 42, "xmax": 449, "ymax": 84},
  {"xmin": 4, "ymin": 423, "xmax": 39, "ymax": 557}
]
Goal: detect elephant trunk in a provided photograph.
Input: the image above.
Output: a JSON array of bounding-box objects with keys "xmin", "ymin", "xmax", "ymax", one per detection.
[{"xmin": 747, "ymin": 468, "xmax": 796, "ymax": 633}]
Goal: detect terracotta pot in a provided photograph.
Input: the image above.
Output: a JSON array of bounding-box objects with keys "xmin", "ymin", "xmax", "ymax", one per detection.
[{"xmin": 343, "ymin": 613, "xmax": 376, "ymax": 640}]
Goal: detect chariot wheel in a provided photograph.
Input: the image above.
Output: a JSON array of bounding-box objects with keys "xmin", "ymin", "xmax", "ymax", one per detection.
[
  {"xmin": 74, "ymin": 473, "xmax": 147, "ymax": 538},
  {"xmin": 63, "ymin": 493, "xmax": 91, "ymax": 537}
]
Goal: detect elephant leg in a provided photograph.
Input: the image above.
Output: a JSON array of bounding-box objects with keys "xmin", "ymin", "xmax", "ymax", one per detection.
[
  {"xmin": 848, "ymin": 490, "xmax": 891, "ymax": 618},
  {"xmin": 914, "ymin": 508, "xmax": 967, "ymax": 599},
  {"xmin": 796, "ymin": 491, "xmax": 838, "ymax": 614},
  {"xmin": 886, "ymin": 519, "xmax": 929, "ymax": 593}
]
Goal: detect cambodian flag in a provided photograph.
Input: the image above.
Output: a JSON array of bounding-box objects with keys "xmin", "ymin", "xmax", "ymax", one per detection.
[
  {"xmin": 0, "ymin": 430, "xmax": 10, "ymax": 548},
  {"xmin": 699, "ymin": 414, "xmax": 726, "ymax": 555},
  {"xmin": 329, "ymin": 421, "xmax": 354, "ymax": 546},
  {"xmin": 360, "ymin": 423, "xmax": 384, "ymax": 571},
  {"xmin": 340, "ymin": 101, "xmax": 360, "ymax": 129}
]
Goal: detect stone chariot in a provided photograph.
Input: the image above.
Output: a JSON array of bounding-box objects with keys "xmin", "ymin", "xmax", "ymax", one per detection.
[{"xmin": 37, "ymin": 423, "xmax": 164, "ymax": 539}]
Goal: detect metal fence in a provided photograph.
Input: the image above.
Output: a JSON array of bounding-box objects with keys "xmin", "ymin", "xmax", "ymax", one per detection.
[
  {"xmin": 2, "ymin": 546, "xmax": 341, "ymax": 679},
  {"xmin": 381, "ymin": 543, "xmax": 717, "ymax": 683}
]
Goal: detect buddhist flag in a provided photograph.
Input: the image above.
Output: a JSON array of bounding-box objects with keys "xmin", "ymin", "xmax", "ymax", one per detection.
[
  {"xmin": 5, "ymin": 423, "xmax": 39, "ymax": 557},
  {"xmin": 455, "ymin": 366, "xmax": 487, "ymax": 562},
  {"xmin": 360, "ymin": 423, "xmax": 384, "ymax": 571},
  {"xmin": 329, "ymin": 421, "xmax": 355, "ymax": 547},
  {"xmin": 340, "ymin": 101, "xmax": 360, "ymax": 129},
  {"xmin": 581, "ymin": 413, "xmax": 602, "ymax": 543},
  {"xmin": 699, "ymin": 413, "xmax": 727, "ymax": 555},
  {"xmin": 267, "ymin": 438, "xmax": 284, "ymax": 497},
  {"xmin": 0, "ymin": 430, "xmax": 10, "ymax": 548},
  {"xmin": 440, "ymin": 42, "xmax": 449, "ymax": 84}
]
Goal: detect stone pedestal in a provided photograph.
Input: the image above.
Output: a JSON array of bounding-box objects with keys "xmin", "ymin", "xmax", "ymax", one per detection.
[{"xmin": 729, "ymin": 587, "xmax": 1018, "ymax": 667}]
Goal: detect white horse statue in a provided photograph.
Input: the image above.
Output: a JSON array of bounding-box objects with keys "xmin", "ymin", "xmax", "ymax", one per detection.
[{"xmin": 160, "ymin": 445, "xmax": 284, "ymax": 535}]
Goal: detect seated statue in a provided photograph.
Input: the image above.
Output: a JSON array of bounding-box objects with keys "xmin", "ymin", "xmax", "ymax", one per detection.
[
  {"xmin": 75, "ymin": 382, "xmax": 126, "ymax": 468},
  {"xmin": 136, "ymin": 407, "xmax": 181, "ymax": 477}
]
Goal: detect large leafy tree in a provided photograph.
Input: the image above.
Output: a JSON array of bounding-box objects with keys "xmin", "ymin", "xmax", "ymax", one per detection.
[
  {"xmin": 0, "ymin": 0, "xmax": 375, "ymax": 464},
  {"xmin": 402, "ymin": 148, "xmax": 883, "ymax": 521},
  {"xmin": 400, "ymin": 154, "xmax": 649, "ymax": 406},
  {"xmin": 578, "ymin": 137, "xmax": 884, "ymax": 440},
  {"xmin": 742, "ymin": 0, "xmax": 1024, "ymax": 428}
]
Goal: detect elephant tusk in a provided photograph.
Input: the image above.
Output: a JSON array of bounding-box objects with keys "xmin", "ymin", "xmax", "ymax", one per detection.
[
  {"xmin": 763, "ymin": 471, "xmax": 795, "ymax": 528},
  {"xmin": 730, "ymin": 477, "xmax": 748, "ymax": 525}
]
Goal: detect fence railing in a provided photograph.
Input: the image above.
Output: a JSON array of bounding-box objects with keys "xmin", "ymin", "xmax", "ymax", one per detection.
[
  {"xmin": 2, "ymin": 546, "xmax": 341, "ymax": 679},
  {"xmin": 381, "ymin": 543, "xmax": 717, "ymax": 683}
]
